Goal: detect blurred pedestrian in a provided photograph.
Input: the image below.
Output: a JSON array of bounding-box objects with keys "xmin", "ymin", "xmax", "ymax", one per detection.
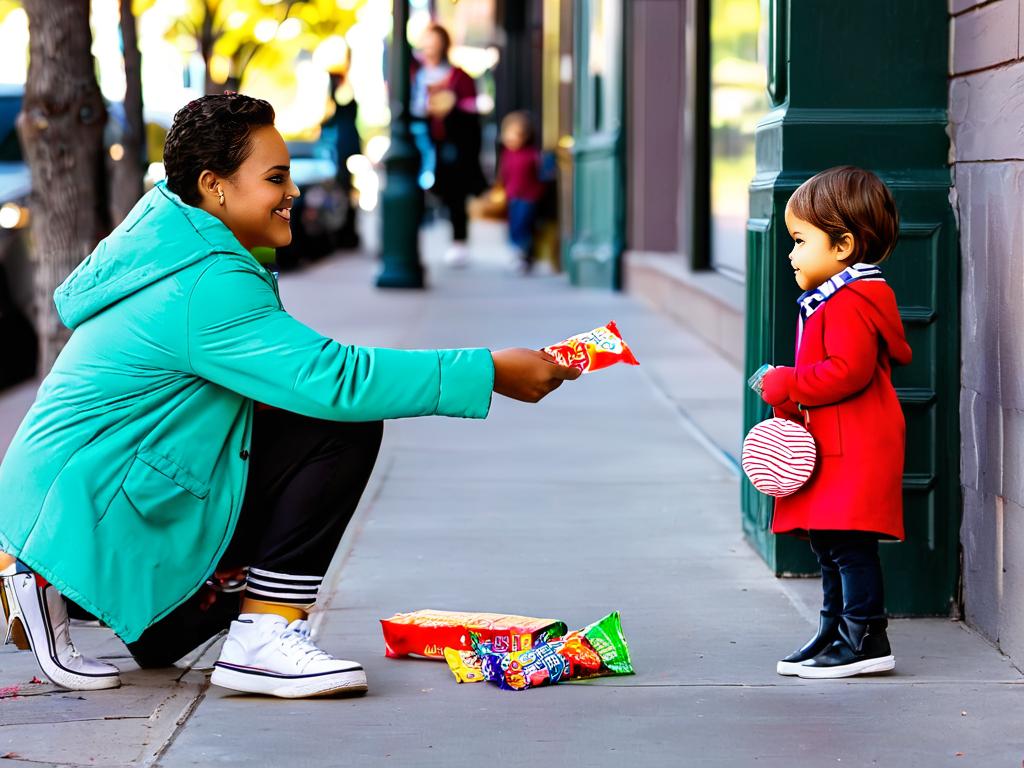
[
  {"xmin": 412, "ymin": 23, "xmax": 486, "ymax": 267},
  {"xmin": 0, "ymin": 93, "xmax": 580, "ymax": 699},
  {"xmin": 324, "ymin": 64, "xmax": 361, "ymax": 250},
  {"xmin": 498, "ymin": 111, "xmax": 545, "ymax": 274}
]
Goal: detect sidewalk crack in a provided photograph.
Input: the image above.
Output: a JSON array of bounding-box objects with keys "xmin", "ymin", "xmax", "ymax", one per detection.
[{"xmin": 145, "ymin": 678, "xmax": 211, "ymax": 768}]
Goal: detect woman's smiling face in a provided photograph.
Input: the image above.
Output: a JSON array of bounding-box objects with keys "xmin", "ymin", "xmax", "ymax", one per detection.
[{"xmin": 198, "ymin": 124, "xmax": 300, "ymax": 250}]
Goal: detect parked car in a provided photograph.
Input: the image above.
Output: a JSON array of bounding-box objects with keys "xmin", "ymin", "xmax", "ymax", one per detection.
[
  {"xmin": 0, "ymin": 84, "xmax": 139, "ymax": 389},
  {"xmin": 273, "ymin": 137, "xmax": 354, "ymax": 271},
  {"xmin": 0, "ymin": 84, "xmax": 38, "ymax": 389}
]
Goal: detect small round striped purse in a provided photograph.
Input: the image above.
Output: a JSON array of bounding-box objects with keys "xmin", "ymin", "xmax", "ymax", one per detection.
[{"xmin": 741, "ymin": 417, "xmax": 817, "ymax": 497}]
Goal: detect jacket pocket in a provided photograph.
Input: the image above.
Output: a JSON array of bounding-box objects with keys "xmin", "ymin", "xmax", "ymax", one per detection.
[
  {"xmin": 808, "ymin": 405, "xmax": 843, "ymax": 457},
  {"xmin": 121, "ymin": 450, "xmax": 210, "ymax": 521}
]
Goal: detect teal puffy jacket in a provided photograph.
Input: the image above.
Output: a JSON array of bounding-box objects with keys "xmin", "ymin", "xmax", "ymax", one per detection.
[{"xmin": 0, "ymin": 182, "xmax": 493, "ymax": 641}]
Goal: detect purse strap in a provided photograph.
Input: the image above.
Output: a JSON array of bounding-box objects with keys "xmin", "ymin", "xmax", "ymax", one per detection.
[{"xmin": 798, "ymin": 405, "xmax": 811, "ymax": 430}]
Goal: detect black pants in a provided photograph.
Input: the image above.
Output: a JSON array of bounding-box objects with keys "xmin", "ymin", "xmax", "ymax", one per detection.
[
  {"xmin": 439, "ymin": 188, "xmax": 468, "ymax": 242},
  {"xmin": 127, "ymin": 409, "xmax": 383, "ymax": 667},
  {"xmin": 438, "ymin": 172, "xmax": 473, "ymax": 241},
  {"xmin": 808, "ymin": 530, "xmax": 886, "ymax": 624}
]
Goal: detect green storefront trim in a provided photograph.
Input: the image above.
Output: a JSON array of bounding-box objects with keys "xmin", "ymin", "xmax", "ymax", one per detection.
[
  {"xmin": 567, "ymin": 132, "xmax": 625, "ymax": 288},
  {"xmin": 566, "ymin": 0, "xmax": 625, "ymax": 290}
]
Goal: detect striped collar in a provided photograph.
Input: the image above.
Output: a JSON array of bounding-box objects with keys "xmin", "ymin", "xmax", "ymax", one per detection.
[{"xmin": 797, "ymin": 263, "xmax": 884, "ymax": 320}]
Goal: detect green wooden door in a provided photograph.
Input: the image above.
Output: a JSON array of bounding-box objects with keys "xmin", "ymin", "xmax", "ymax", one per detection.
[
  {"xmin": 566, "ymin": 0, "xmax": 624, "ymax": 289},
  {"xmin": 742, "ymin": 0, "xmax": 960, "ymax": 615}
]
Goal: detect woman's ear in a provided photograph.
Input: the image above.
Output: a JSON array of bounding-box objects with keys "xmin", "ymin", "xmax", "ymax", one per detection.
[
  {"xmin": 834, "ymin": 232, "xmax": 856, "ymax": 262},
  {"xmin": 196, "ymin": 170, "xmax": 221, "ymax": 206}
]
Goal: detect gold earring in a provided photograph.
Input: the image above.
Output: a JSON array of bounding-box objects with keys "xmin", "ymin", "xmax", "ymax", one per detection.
[{"xmin": 218, "ymin": 188, "xmax": 225, "ymax": 206}]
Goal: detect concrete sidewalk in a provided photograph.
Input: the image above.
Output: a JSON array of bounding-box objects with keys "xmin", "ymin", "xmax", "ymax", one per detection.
[{"xmin": 1, "ymin": 221, "xmax": 1022, "ymax": 767}]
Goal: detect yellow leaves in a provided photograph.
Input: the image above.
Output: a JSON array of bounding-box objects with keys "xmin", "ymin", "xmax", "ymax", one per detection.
[
  {"xmin": 131, "ymin": 0, "xmax": 161, "ymax": 17},
  {"xmin": 158, "ymin": 0, "xmax": 364, "ymax": 68},
  {"xmin": 208, "ymin": 52, "xmax": 231, "ymax": 83},
  {"xmin": 0, "ymin": 0, "xmax": 23, "ymax": 23}
]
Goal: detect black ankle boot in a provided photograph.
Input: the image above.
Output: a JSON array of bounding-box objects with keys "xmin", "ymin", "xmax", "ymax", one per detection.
[
  {"xmin": 798, "ymin": 617, "xmax": 895, "ymax": 679},
  {"xmin": 777, "ymin": 613, "xmax": 840, "ymax": 676}
]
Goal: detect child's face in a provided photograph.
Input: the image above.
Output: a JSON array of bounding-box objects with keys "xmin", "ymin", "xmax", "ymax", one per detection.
[
  {"xmin": 502, "ymin": 122, "xmax": 527, "ymax": 151},
  {"xmin": 784, "ymin": 206, "xmax": 854, "ymax": 291}
]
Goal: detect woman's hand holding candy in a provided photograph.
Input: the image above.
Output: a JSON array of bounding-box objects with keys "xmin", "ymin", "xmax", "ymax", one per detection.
[{"xmin": 491, "ymin": 348, "xmax": 581, "ymax": 403}]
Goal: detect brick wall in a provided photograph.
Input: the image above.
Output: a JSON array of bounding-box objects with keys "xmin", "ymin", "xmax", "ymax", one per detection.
[{"xmin": 949, "ymin": 0, "xmax": 1024, "ymax": 664}]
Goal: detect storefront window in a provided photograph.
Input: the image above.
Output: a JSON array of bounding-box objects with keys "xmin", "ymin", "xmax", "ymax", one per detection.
[
  {"xmin": 585, "ymin": 0, "xmax": 620, "ymax": 136},
  {"xmin": 710, "ymin": 0, "xmax": 768, "ymax": 279}
]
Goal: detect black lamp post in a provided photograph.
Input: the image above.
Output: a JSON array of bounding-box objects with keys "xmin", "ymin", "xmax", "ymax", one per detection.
[{"xmin": 376, "ymin": 0, "xmax": 425, "ymax": 288}]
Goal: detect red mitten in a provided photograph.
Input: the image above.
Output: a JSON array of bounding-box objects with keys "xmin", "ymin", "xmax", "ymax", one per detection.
[{"xmin": 760, "ymin": 366, "xmax": 795, "ymax": 407}]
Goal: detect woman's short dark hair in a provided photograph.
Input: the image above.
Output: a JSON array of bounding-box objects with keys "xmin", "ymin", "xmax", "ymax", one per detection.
[
  {"xmin": 788, "ymin": 166, "xmax": 899, "ymax": 264},
  {"xmin": 163, "ymin": 93, "xmax": 276, "ymax": 206}
]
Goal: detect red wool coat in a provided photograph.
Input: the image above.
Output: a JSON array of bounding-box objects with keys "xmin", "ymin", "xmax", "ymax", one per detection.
[{"xmin": 760, "ymin": 280, "xmax": 912, "ymax": 540}]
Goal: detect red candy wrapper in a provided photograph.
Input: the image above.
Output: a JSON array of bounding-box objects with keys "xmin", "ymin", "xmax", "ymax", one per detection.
[
  {"xmin": 380, "ymin": 610, "xmax": 567, "ymax": 659},
  {"xmin": 543, "ymin": 321, "xmax": 639, "ymax": 374}
]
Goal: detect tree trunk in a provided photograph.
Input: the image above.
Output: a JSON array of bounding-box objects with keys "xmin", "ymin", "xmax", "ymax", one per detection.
[
  {"xmin": 17, "ymin": 0, "xmax": 108, "ymax": 374},
  {"xmin": 109, "ymin": 0, "xmax": 146, "ymax": 225},
  {"xmin": 201, "ymin": 1, "xmax": 216, "ymax": 94}
]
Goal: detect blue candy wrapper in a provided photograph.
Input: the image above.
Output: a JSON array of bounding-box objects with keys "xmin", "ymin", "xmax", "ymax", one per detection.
[{"xmin": 747, "ymin": 364, "xmax": 775, "ymax": 395}]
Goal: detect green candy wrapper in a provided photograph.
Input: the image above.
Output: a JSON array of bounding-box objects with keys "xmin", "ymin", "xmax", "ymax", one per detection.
[{"xmin": 581, "ymin": 611, "xmax": 633, "ymax": 676}]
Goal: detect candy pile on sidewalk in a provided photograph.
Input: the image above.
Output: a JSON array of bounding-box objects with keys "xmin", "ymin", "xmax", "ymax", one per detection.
[{"xmin": 380, "ymin": 610, "xmax": 634, "ymax": 691}]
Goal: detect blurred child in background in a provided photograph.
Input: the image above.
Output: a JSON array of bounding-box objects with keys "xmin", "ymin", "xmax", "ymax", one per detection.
[{"xmin": 499, "ymin": 111, "xmax": 545, "ymax": 274}]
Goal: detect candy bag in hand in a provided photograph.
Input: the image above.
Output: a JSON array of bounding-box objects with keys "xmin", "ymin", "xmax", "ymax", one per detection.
[{"xmin": 543, "ymin": 322, "xmax": 639, "ymax": 374}]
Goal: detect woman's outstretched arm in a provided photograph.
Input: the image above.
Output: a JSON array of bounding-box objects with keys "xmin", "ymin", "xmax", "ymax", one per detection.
[{"xmin": 186, "ymin": 258, "xmax": 577, "ymax": 420}]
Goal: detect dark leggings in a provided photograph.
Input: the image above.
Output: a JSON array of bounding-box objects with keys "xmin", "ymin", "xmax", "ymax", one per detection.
[
  {"xmin": 439, "ymin": 188, "xmax": 468, "ymax": 242},
  {"xmin": 127, "ymin": 409, "xmax": 383, "ymax": 667},
  {"xmin": 808, "ymin": 530, "xmax": 886, "ymax": 624}
]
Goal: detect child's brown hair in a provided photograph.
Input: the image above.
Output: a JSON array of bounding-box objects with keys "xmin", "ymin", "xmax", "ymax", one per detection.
[{"xmin": 788, "ymin": 166, "xmax": 899, "ymax": 264}]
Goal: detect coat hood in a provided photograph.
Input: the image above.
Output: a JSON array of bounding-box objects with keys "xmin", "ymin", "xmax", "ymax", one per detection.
[
  {"xmin": 846, "ymin": 280, "xmax": 913, "ymax": 367},
  {"xmin": 54, "ymin": 181, "xmax": 250, "ymax": 330}
]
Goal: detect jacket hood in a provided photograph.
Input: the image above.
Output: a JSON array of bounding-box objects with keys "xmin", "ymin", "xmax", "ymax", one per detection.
[
  {"xmin": 54, "ymin": 181, "xmax": 250, "ymax": 329},
  {"xmin": 846, "ymin": 280, "xmax": 913, "ymax": 367}
]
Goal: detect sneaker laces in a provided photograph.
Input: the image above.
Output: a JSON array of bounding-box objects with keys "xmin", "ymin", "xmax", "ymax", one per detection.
[{"xmin": 277, "ymin": 620, "xmax": 334, "ymax": 671}]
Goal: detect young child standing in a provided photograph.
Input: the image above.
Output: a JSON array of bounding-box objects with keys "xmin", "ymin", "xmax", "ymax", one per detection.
[
  {"xmin": 498, "ymin": 111, "xmax": 545, "ymax": 274},
  {"xmin": 759, "ymin": 166, "xmax": 912, "ymax": 679}
]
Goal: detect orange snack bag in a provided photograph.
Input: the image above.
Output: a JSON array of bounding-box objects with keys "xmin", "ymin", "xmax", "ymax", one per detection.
[
  {"xmin": 543, "ymin": 321, "xmax": 639, "ymax": 374},
  {"xmin": 380, "ymin": 610, "xmax": 567, "ymax": 659}
]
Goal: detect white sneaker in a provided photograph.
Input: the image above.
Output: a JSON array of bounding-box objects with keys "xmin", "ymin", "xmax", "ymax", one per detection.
[
  {"xmin": 1, "ymin": 573, "xmax": 121, "ymax": 690},
  {"xmin": 211, "ymin": 613, "xmax": 367, "ymax": 698},
  {"xmin": 444, "ymin": 244, "xmax": 470, "ymax": 267}
]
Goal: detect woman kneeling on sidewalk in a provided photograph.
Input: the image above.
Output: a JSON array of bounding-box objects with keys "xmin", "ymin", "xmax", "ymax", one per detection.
[{"xmin": 0, "ymin": 93, "xmax": 579, "ymax": 699}]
